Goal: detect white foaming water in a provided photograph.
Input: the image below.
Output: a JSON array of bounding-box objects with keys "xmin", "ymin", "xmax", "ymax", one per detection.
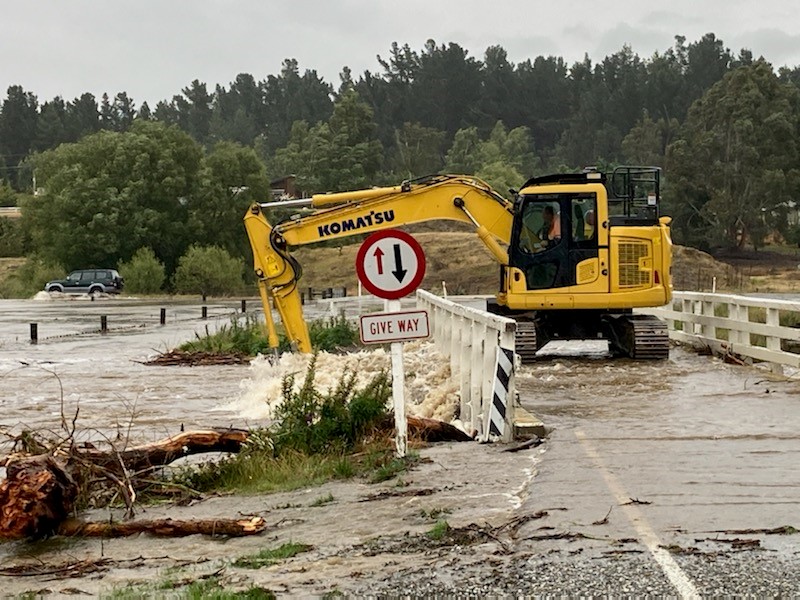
[{"xmin": 227, "ymin": 341, "xmax": 458, "ymax": 423}]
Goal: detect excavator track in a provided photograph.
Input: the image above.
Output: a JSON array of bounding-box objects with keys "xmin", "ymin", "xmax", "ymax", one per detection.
[
  {"xmin": 609, "ymin": 314, "xmax": 669, "ymax": 360},
  {"xmin": 514, "ymin": 320, "xmax": 539, "ymax": 363}
]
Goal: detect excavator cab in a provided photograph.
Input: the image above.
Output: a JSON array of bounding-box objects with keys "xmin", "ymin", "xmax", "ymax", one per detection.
[{"xmin": 496, "ymin": 166, "xmax": 672, "ymax": 360}]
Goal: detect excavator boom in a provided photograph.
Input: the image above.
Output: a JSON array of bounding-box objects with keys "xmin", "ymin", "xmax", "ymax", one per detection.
[{"xmin": 244, "ymin": 175, "xmax": 514, "ymax": 352}]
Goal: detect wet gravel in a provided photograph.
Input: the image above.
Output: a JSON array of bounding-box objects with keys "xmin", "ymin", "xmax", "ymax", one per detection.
[{"xmin": 352, "ymin": 551, "xmax": 800, "ymax": 597}]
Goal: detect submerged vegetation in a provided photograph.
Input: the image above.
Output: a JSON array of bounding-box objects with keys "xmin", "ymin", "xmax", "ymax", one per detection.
[{"xmin": 171, "ymin": 357, "xmax": 414, "ymax": 496}]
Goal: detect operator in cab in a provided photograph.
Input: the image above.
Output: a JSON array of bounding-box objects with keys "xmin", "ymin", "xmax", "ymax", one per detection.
[{"xmin": 542, "ymin": 205, "xmax": 561, "ymax": 244}]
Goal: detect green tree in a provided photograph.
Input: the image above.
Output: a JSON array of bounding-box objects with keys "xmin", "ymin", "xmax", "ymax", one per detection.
[
  {"xmin": 64, "ymin": 93, "xmax": 100, "ymax": 141},
  {"xmin": 172, "ymin": 244, "xmax": 244, "ymax": 296},
  {"xmin": 444, "ymin": 121, "xmax": 534, "ymax": 193},
  {"xmin": 666, "ymin": 60, "xmax": 800, "ymax": 250},
  {"xmin": 621, "ymin": 111, "xmax": 678, "ymax": 167},
  {"xmin": 388, "ymin": 122, "xmax": 446, "ymax": 178},
  {"xmin": 0, "ymin": 256, "xmax": 63, "ymax": 298},
  {"xmin": 181, "ymin": 80, "xmax": 214, "ymax": 144},
  {"xmin": 188, "ymin": 141, "xmax": 270, "ymax": 257},
  {"xmin": 411, "ymin": 40, "xmax": 483, "ymax": 136},
  {"xmin": 0, "ymin": 217, "xmax": 23, "ymax": 257},
  {"xmin": 34, "ymin": 98, "xmax": 67, "ymax": 151},
  {"xmin": 260, "ymin": 59, "xmax": 334, "ymax": 155},
  {"xmin": 117, "ymin": 247, "xmax": 165, "ymax": 293},
  {"xmin": 444, "ymin": 126, "xmax": 481, "ymax": 174},
  {"xmin": 272, "ymin": 91, "xmax": 382, "ymax": 192},
  {"xmin": 23, "ymin": 121, "xmax": 202, "ymax": 272},
  {"xmin": 0, "ymin": 85, "xmax": 39, "ymax": 189}
]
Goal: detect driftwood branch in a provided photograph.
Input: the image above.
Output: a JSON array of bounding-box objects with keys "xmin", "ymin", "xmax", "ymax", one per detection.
[
  {"xmin": 57, "ymin": 516, "xmax": 267, "ymax": 537},
  {"xmin": 144, "ymin": 351, "xmax": 250, "ymax": 366}
]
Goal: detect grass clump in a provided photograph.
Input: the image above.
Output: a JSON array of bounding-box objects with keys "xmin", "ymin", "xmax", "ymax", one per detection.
[
  {"xmin": 369, "ymin": 455, "xmax": 412, "ymax": 483},
  {"xmin": 178, "ymin": 314, "xmax": 360, "ymax": 357},
  {"xmin": 105, "ymin": 577, "xmax": 275, "ymax": 599},
  {"xmin": 307, "ymin": 315, "xmax": 360, "ymax": 352},
  {"xmin": 179, "ymin": 314, "xmax": 273, "ymax": 356},
  {"xmin": 310, "ymin": 492, "xmax": 335, "ymax": 507},
  {"xmin": 233, "ymin": 542, "xmax": 313, "ymax": 569},
  {"xmin": 426, "ymin": 519, "xmax": 451, "ymax": 541}
]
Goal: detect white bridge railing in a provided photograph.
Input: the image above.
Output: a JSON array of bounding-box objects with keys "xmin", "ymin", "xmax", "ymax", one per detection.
[
  {"xmin": 648, "ymin": 291, "xmax": 800, "ymax": 373},
  {"xmin": 416, "ymin": 290, "xmax": 515, "ymax": 441}
]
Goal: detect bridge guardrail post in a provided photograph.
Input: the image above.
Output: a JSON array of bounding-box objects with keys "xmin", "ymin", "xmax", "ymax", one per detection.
[{"xmin": 766, "ymin": 307, "xmax": 784, "ymax": 375}]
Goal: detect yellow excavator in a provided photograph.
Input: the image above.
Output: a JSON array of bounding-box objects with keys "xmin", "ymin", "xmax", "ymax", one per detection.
[{"xmin": 244, "ymin": 167, "xmax": 673, "ymax": 361}]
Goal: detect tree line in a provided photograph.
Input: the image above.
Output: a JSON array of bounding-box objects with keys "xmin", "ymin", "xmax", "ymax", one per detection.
[{"xmin": 1, "ymin": 32, "xmax": 800, "ymax": 288}]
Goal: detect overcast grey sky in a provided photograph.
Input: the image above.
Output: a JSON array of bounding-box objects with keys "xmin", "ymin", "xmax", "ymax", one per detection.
[{"xmin": 3, "ymin": 0, "xmax": 799, "ymax": 107}]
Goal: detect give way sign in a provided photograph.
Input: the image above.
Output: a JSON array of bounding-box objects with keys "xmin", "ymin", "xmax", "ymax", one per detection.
[{"xmin": 355, "ymin": 229, "xmax": 426, "ymax": 299}]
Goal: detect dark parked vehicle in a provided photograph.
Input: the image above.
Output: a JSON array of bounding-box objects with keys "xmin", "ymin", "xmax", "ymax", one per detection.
[{"xmin": 45, "ymin": 269, "xmax": 124, "ymax": 295}]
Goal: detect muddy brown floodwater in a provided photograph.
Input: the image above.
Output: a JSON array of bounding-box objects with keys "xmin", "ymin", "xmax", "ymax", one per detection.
[{"xmin": 1, "ymin": 296, "xmax": 798, "ymax": 597}]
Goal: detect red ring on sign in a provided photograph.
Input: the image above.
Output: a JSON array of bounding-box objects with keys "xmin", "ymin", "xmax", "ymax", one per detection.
[{"xmin": 355, "ymin": 229, "xmax": 427, "ymax": 299}]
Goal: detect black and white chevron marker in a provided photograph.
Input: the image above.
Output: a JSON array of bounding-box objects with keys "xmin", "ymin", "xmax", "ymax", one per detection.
[{"xmin": 483, "ymin": 345, "xmax": 514, "ymax": 441}]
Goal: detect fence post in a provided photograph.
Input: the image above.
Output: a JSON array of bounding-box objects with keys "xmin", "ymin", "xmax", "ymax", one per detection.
[
  {"xmin": 459, "ymin": 317, "xmax": 472, "ymax": 424},
  {"xmin": 727, "ymin": 302, "xmax": 740, "ymax": 345},
  {"xmin": 160, "ymin": 308, "xmax": 166, "ymax": 325},
  {"xmin": 202, "ymin": 306, "xmax": 207, "ymax": 319},
  {"xmin": 450, "ymin": 314, "xmax": 461, "ymax": 384},
  {"xmin": 241, "ymin": 299, "xmax": 247, "ymax": 313},
  {"xmin": 701, "ymin": 299, "xmax": 714, "ymax": 338},
  {"xmin": 30, "ymin": 323, "xmax": 38, "ymax": 345},
  {"xmin": 481, "ymin": 329, "xmax": 496, "ymax": 424},
  {"xmin": 766, "ymin": 307, "xmax": 784, "ymax": 375},
  {"xmin": 470, "ymin": 323, "xmax": 485, "ymax": 437},
  {"xmin": 100, "ymin": 315, "xmax": 108, "ymax": 333}
]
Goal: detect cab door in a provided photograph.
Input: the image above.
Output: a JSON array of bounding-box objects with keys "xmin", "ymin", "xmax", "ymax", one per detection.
[
  {"xmin": 567, "ymin": 195, "xmax": 600, "ymax": 287},
  {"xmin": 510, "ymin": 193, "xmax": 599, "ymax": 291}
]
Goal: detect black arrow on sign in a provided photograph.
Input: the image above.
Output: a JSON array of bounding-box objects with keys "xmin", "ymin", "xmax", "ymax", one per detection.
[{"xmin": 392, "ymin": 244, "xmax": 407, "ymax": 282}]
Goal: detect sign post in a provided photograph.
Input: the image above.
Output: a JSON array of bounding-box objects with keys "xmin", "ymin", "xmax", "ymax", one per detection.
[
  {"xmin": 356, "ymin": 230, "xmax": 427, "ymax": 458},
  {"xmin": 388, "ymin": 298, "xmax": 406, "ymax": 457}
]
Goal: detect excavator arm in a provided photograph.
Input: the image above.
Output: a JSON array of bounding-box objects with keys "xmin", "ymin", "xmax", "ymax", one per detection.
[{"xmin": 244, "ymin": 175, "xmax": 515, "ymax": 353}]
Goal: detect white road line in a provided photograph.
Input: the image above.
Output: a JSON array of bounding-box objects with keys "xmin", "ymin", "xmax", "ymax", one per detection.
[{"xmin": 575, "ymin": 430, "xmax": 700, "ymax": 600}]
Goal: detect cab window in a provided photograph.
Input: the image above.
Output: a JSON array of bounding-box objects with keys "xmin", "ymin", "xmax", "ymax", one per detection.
[
  {"xmin": 571, "ymin": 196, "xmax": 597, "ymax": 242},
  {"xmin": 519, "ymin": 200, "xmax": 562, "ymax": 254}
]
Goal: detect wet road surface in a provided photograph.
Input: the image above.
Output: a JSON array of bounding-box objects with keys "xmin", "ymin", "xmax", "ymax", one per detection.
[{"xmin": 0, "ymin": 297, "xmax": 797, "ymax": 597}]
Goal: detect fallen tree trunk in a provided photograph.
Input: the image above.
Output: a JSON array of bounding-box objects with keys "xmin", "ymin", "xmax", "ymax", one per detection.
[
  {"xmin": 77, "ymin": 428, "xmax": 250, "ymax": 474},
  {"xmin": 1, "ymin": 429, "xmax": 250, "ymax": 540},
  {"xmin": 0, "ymin": 455, "xmax": 78, "ymax": 539},
  {"xmin": 58, "ymin": 516, "xmax": 267, "ymax": 537},
  {"xmin": 406, "ymin": 416, "xmax": 475, "ymax": 442}
]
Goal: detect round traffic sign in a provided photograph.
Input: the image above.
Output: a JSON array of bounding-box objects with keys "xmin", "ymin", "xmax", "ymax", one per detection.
[{"xmin": 355, "ymin": 230, "xmax": 426, "ymax": 299}]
